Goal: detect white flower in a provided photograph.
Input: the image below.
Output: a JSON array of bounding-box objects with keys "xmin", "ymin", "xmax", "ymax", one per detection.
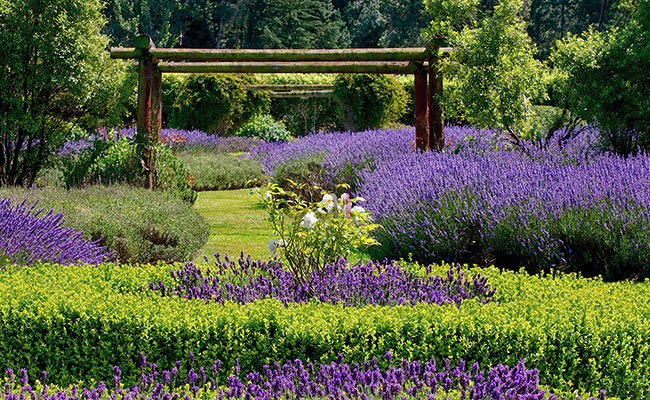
[
  {"xmin": 300, "ymin": 211, "xmax": 318, "ymax": 229},
  {"xmin": 319, "ymin": 193, "xmax": 337, "ymax": 213},
  {"xmin": 351, "ymin": 205, "xmax": 365, "ymax": 213},
  {"xmin": 264, "ymin": 192, "xmax": 273, "ymax": 201},
  {"xmin": 268, "ymin": 239, "xmax": 287, "ymax": 254}
]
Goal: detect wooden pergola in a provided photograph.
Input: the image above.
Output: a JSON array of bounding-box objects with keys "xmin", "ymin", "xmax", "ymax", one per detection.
[{"xmin": 111, "ymin": 35, "xmax": 450, "ymax": 186}]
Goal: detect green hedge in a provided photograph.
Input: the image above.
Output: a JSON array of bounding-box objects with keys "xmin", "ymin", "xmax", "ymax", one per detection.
[
  {"xmin": 0, "ymin": 263, "xmax": 648, "ymax": 398},
  {"xmin": 177, "ymin": 150, "xmax": 265, "ymax": 191},
  {"xmin": 168, "ymin": 74, "xmax": 270, "ymax": 134},
  {"xmin": 0, "ymin": 186, "xmax": 209, "ymax": 263}
]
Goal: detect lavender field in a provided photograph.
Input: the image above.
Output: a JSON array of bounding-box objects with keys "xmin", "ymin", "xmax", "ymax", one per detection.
[{"xmin": 2, "ymin": 125, "xmax": 650, "ymax": 399}]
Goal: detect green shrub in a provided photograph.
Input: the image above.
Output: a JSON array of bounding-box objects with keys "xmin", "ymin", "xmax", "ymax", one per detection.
[
  {"xmin": 169, "ymin": 74, "xmax": 270, "ymax": 134},
  {"xmin": 333, "ymin": 74, "xmax": 408, "ymax": 130},
  {"xmin": 0, "ymin": 263, "xmax": 648, "ymax": 398},
  {"xmin": 0, "ymin": 186, "xmax": 208, "ymax": 263},
  {"xmin": 176, "ymin": 150, "xmax": 265, "ymax": 191},
  {"xmin": 234, "ymin": 114, "xmax": 293, "ymax": 142},
  {"xmin": 61, "ymin": 136, "xmax": 197, "ymax": 204}
]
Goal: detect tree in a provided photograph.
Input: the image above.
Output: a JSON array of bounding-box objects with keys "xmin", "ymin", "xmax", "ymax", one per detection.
[
  {"xmin": 527, "ymin": 0, "xmax": 620, "ymax": 58},
  {"xmin": 0, "ymin": 0, "xmax": 126, "ymax": 186},
  {"xmin": 342, "ymin": 0, "xmax": 427, "ymax": 47},
  {"xmin": 424, "ymin": 0, "xmax": 545, "ymax": 136},
  {"xmin": 104, "ymin": 0, "xmax": 188, "ymax": 47},
  {"xmin": 550, "ymin": 0, "xmax": 649, "ymax": 154},
  {"xmin": 246, "ymin": 0, "xmax": 350, "ymax": 49}
]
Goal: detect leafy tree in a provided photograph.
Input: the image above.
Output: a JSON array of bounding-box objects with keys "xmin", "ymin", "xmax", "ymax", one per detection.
[
  {"xmin": 528, "ymin": 0, "xmax": 620, "ymax": 58},
  {"xmin": 342, "ymin": 0, "xmax": 427, "ymax": 47},
  {"xmin": 424, "ymin": 0, "xmax": 545, "ymax": 137},
  {"xmin": 0, "ymin": 0, "xmax": 127, "ymax": 186},
  {"xmin": 333, "ymin": 74, "xmax": 408, "ymax": 130},
  {"xmin": 246, "ymin": 0, "xmax": 350, "ymax": 48},
  {"xmin": 550, "ymin": 0, "xmax": 649, "ymax": 154},
  {"xmin": 104, "ymin": 0, "xmax": 188, "ymax": 47}
]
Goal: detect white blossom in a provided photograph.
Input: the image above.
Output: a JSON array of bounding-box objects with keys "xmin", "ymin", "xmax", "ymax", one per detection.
[
  {"xmin": 300, "ymin": 211, "xmax": 318, "ymax": 229},
  {"xmin": 268, "ymin": 239, "xmax": 287, "ymax": 254},
  {"xmin": 319, "ymin": 193, "xmax": 337, "ymax": 213}
]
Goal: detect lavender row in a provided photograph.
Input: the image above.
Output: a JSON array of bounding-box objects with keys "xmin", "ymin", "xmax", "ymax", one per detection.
[
  {"xmin": 359, "ymin": 144, "xmax": 650, "ymax": 278},
  {"xmin": 149, "ymin": 254, "xmax": 495, "ymax": 306},
  {"xmin": 59, "ymin": 128, "xmax": 263, "ymax": 156},
  {"xmin": 250, "ymin": 125, "xmax": 606, "ymax": 187},
  {"xmin": 3, "ymin": 355, "xmax": 605, "ymax": 400},
  {"xmin": 0, "ymin": 198, "xmax": 112, "ymax": 267}
]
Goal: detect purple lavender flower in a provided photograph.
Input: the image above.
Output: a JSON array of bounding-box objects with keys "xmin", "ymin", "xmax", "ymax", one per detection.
[
  {"xmin": 150, "ymin": 254, "xmax": 495, "ymax": 306},
  {"xmin": 0, "ymin": 198, "xmax": 113, "ymax": 267},
  {"xmin": 2, "ymin": 356, "xmax": 605, "ymax": 400}
]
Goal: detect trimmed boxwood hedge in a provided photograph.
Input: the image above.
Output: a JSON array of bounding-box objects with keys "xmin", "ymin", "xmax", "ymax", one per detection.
[{"xmin": 0, "ymin": 263, "xmax": 648, "ymax": 398}]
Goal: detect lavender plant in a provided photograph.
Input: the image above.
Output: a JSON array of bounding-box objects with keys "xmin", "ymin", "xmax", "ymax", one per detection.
[
  {"xmin": 60, "ymin": 128, "xmax": 264, "ymax": 156},
  {"xmin": 1, "ymin": 355, "xmax": 605, "ymax": 400},
  {"xmin": 150, "ymin": 254, "xmax": 495, "ymax": 306},
  {"xmin": 0, "ymin": 198, "xmax": 112, "ymax": 267}
]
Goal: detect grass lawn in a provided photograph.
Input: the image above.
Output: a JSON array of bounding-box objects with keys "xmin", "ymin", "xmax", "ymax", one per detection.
[
  {"xmin": 194, "ymin": 188, "xmax": 374, "ymax": 265},
  {"xmin": 194, "ymin": 189, "xmax": 273, "ymax": 262}
]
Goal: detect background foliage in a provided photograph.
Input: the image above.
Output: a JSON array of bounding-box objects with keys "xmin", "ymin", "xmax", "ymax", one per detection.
[{"xmin": 0, "ymin": 0, "xmax": 129, "ymax": 186}]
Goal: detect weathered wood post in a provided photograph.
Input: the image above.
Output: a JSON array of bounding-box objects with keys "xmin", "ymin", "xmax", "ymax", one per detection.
[
  {"xmin": 135, "ymin": 34, "xmax": 162, "ymax": 189},
  {"xmin": 414, "ymin": 65, "xmax": 429, "ymax": 151},
  {"xmin": 427, "ymin": 41, "xmax": 445, "ymax": 151},
  {"xmin": 428, "ymin": 41, "xmax": 445, "ymax": 151}
]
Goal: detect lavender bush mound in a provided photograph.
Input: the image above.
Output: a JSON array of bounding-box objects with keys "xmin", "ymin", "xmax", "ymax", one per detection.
[
  {"xmin": 59, "ymin": 128, "xmax": 263, "ymax": 156},
  {"xmin": 2, "ymin": 355, "xmax": 605, "ymax": 400},
  {"xmin": 250, "ymin": 127, "xmax": 414, "ymax": 188},
  {"xmin": 360, "ymin": 146, "xmax": 650, "ymax": 280},
  {"xmin": 0, "ymin": 198, "xmax": 112, "ymax": 267},
  {"xmin": 250, "ymin": 126, "xmax": 605, "ymax": 190},
  {"xmin": 150, "ymin": 253, "xmax": 495, "ymax": 306}
]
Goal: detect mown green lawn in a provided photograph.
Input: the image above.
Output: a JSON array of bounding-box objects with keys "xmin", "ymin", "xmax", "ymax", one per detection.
[
  {"xmin": 194, "ymin": 189, "xmax": 273, "ymax": 262},
  {"xmin": 194, "ymin": 188, "xmax": 374, "ymax": 265}
]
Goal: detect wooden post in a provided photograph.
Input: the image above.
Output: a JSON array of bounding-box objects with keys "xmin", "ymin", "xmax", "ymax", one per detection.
[
  {"xmin": 414, "ymin": 66, "xmax": 429, "ymax": 152},
  {"xmin": 135, "ymin": 35, "xmax": 156, "ymax": 189},
  {"xmin": 151, "ymin": 68, "xmax": 163, "ymax": 143},
  {"xmin": 428, "ymin": 48, "xmax": 444, "ymax": 151}
]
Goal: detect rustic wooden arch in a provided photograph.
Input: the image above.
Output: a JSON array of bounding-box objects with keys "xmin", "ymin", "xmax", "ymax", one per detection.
[{"xmin": 111, "ymin": 35, "xmax": 450, "ymax": 187}]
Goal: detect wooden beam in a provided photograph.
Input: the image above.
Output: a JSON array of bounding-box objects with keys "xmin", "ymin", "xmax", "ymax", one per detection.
[
  {"xmin": 110, "ymin": 47, "xmax": 141, "ymax": 59},
  {"xmin": 157, "ymin": 61, "xmax": 419, "ymax": 74},
  {"xmin": 268, "ymin": 90, "xmax": 333, "ymax": 98},
  {"xmin": 111, "ymin": 46, "xmax": 454, "ymax": 61},
  {"xmin": 149, "ymin": 47, "xmax": 435, "ymax": 62},
  {"xmin": 247, "ymin": 84, "xmax": 334, "ymax": 91},
  {"xmin": 414, "ymin": 67, "xmax": 429, "ymax": 152}
]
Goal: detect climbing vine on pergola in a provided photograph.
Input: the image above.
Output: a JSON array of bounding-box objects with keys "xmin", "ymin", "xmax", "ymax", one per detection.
[{"xmin": 111, "ymin": 35, "xmax": 450, "ymax": 187}]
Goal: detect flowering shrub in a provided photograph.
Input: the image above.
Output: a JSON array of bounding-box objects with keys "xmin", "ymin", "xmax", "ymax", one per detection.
[
  {"xmin": 0, "ymin": 198, "xmax": 112, "ymax": 267},
  {"xmin": 1, "ymin": 355, "xmax": 606, "ymax": 400},
  {"xmin": 150, "ymin": 255, "xmax": 495, "ymax": 306},
  {"xmin": 259, "ymin": 181, "xmax": 379, "ymax": 282}
]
